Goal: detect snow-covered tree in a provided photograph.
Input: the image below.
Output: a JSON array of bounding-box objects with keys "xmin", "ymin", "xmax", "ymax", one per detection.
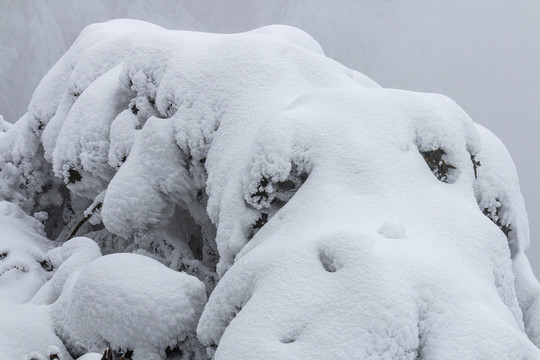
[{"xmin": 1, "ymin": 19, "xmax": 540, "ymax": 359}]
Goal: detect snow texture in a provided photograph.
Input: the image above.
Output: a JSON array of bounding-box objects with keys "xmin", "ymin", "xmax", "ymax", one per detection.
[
  {"xmin": 3, "ymin": 2, "xmax": 540, "ymax": 281},
  {"xmin": 54, "ymin": 251, "xmax": 207, "ymax": 360},
  {"xmin": 1, "ymin": 18, "xmax": 540, "ymax": 359},
  {"xmin": 0, "ymin": 202, "xmax": 72, "ymax": 360},
  {"xmin": 0, "ymin": 201, "xmax": 52, "ymax": 304},
  {"xmin": 75, "ymin": 354, "xmax": 102, "ymax": 360},
  {"xmin": 198, "ymin": 88, "xmax": 539, "ymax": 359},
  {"xmin": 31, "ymin": 237, "xmax": 102, "ymax": 305}
]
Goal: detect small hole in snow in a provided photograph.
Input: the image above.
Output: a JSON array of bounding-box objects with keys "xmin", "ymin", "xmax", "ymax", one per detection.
[
  {"xmin": 281, "ymin": 336, "xmax": 296, "ymax": 344},
  {"xmin": 319, "ymin": 249, "xmax": 341, "ymax": 273},
  {"xmin": 0, "ymin": 252, "xmax": 7, "ymax": 260},
  {"xmin": 280, "ymin": 328, "xmax": 302, "ymax": 344},
  {"xmin": 378, "ymin": 221, "xmax": 406, "ymax": 239}
]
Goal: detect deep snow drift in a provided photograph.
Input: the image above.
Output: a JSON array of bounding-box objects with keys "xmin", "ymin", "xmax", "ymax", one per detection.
[{"xmin": 1, "ymin": 19, "xmax": 540, "ymax": 359}]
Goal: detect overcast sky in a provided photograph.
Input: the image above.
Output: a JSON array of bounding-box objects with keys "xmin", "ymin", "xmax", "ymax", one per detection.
[{"xmin": 1, "ymin": 0, "xmax": 539, "ymax": 274}]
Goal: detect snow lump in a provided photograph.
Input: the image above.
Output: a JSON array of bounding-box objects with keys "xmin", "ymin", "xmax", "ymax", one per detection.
[{"xmin": 54, "ymin": 251, "xmax": 207, "ymax": 360}]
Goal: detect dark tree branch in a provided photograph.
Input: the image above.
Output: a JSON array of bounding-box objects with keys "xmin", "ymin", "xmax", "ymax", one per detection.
[{"xmin": 68, "ymin": 202, "xmax": 102, "ymax": 239}]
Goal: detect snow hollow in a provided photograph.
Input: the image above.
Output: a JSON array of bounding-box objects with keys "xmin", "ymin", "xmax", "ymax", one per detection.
[{"xmin": 1, "ymin": 19, "xmax": 540, "ymax": 360}]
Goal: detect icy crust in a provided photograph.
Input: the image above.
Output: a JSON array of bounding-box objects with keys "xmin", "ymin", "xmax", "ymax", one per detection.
[
  {"xmin": 198, "ymin": 88, "xmax": 539, "ymax": 358},
  {"xmin": 54, "ymin": 251, "xmax": 207, "ymax": 360}
]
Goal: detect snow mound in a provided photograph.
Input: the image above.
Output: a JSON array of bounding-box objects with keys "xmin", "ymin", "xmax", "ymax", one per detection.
[
  {"xmin": 1, "ymin": 19, "xmax": 539, "ymax": 359},
  {"xmin": 196, "ymin": 88, "xmax": 540, "ymax": 358},
  {"xmin": 9, "ymin": 19, "xmax": 377, "ymax": 292},
  {"xmin": 54, "ymin": 252, "xmax": 207, "ymax": 359},
  {"xmin": 31, "ymin": 237, "xmax": 102, "ymax": 305}
]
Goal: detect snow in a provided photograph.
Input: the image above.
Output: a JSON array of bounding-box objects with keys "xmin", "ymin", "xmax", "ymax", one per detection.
[
  {"xmin": 514, "ymin": 252, "xmax": 540, "ymax": 348},
  {"xmin": 40, "ymin": 20, "xmax": 164, "ymax": 165},
  {"xmin": 378, "ymin": 221, "xmax": 406, "ymax": 239},
  {"xmin": 0, "ymin": 304, "xmax": 72, "ymax": 360},
  {"xmin": 75, "ymin": 354, "xmax": 102, "ymax": 360},
  {"xmin": 0, "ymin": 202, "xmax": 72, "ymax": 360},
  {"xmin": 52, "ymin": 64, "xmax": 131, "ymax": 199},
  {"xmin": 54, "ymin": 252, "xmax": 207, "ymax": 360},
  {"xmin": 31, "ymin": 237, "xmax": 102, "ymax": 305},
  {"xmin": 198, "ymin": 88, "xmax": 539, "ymax": 358},
  {"xmin": 2, "ymin": 3, "xmax": 540, "ymax": 276},
  {"xmin": 0, "ymin": 201, "xmax": 52, "ymax": 304},
  {"xmin": 0, "ymin": 203, "xmax": 206, "ymax": 359},
  {"xmin": 0, "ymin": 18, "xmax": 540, "ymax": 359},
  {"xmin": 473, "ymin": 124, "xmax": 530, "ymax": 255},
  {"xmin": 0, "ymin": 114, "xmax": 11, "ymax": 133}
]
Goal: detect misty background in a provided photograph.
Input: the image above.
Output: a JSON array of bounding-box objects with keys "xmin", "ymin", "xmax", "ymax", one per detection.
[{"xmin": 1, "ymin": 0, "xmax": 539, "ymax": 275}]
